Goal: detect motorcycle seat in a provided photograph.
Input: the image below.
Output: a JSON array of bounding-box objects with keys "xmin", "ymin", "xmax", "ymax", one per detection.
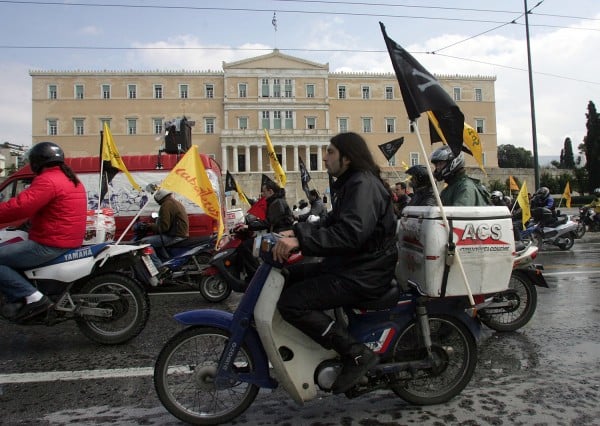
[
  {"xmin": 554, "ymin": 215, "xmax": 568, "ymax": 226},
  {"xmin": 355, "ymin": 280, "xmax": 400, "ymax": 310},
  {"xmin": 167, "ymin": 236, "xmax": 214, "ymax": 248}
]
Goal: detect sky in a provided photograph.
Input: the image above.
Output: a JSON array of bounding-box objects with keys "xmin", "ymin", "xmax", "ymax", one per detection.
[{"xmin": 0, "ymin": 0, "xmax": 598, "ymax": 157}]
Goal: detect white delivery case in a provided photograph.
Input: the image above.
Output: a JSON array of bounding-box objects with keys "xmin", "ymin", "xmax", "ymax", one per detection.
[
  {"xmin": 83, "ymin": 208, "xmax": 116, "ymax": 245},
  {"xmin": 396, "ymin": 206, "xmax": 515, "ymax": 297}
]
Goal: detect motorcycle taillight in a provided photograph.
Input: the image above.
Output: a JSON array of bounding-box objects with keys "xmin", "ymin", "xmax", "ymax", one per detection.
[{"xmin": 142, "ymin": 246, "xmax": 155, "ymax": 256}]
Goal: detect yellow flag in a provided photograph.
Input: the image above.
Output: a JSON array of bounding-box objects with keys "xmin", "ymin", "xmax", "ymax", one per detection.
[
  {"xmin": 264, "ymin": 129, "xmax": 286, "ymax": 187},
  {"xmin": 516, "ymin": 181, "xmax": 531, "ymax": 229},
  {"xmin": 509, "ymin": 175, "xmax": 519, "ymax": 191},
  {"xmin": 463, "ymin": 122, "xmax": 485, "ymax": 173},
  {"xmin": 562, "ymin": 182, "xmax": 572, "ymax": 208},
  {"xmin": 102, "ymin": 123, "xmax": 141, "ymax": 191},
  {"xmin": 401, "ymin": 160, "xmax": 409, "ymax": 171},
  {"xmin": 159, "ymin": 145, "xmax": 224, "ymax": 245}
]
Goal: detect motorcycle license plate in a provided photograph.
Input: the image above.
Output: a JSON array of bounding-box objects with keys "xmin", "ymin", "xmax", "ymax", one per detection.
[{"xmin": 142, "ymin": 255, "xmax": 159, "ymax": 277}]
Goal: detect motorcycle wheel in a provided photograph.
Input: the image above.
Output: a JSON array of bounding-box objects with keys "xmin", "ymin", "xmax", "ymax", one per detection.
[
  {"xmin": 390, "ymin": 314, "xmax": 477, "ymax": 405},
  {"xmin": 154, "ymin": 326, "xmax": 259, "ymax": 425},
  {"xmin": 76, "ymin": 273, "xmax": 150, "ymax": 345},
  {"xmin": 199, "ymin": 275, "xmax": 232, "ymax": 303},
  {"xmin": 557, "ymin": 231, "xmax": 575, "ymax": 250},
  {"xmin": 479, "ymin": 271, "xmax": 537, "ymax": 332}
]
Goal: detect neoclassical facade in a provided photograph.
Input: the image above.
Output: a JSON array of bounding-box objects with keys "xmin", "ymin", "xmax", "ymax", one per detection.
[{"xmin": 30, "ymin": 49, "xmax": 497, "ymax": 199}]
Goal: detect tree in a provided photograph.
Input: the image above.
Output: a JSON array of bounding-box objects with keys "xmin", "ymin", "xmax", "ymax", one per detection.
[
  {"xmin": 559, "ymin": 137, "xmax": 576, "ymax": 169},
  {"xmin": 583, "ymin": 100, "xmax": 600, "ymax": 192},
  {"xmin": 497, "ymin": 144, "xmax": 534, "ymax": 168}
]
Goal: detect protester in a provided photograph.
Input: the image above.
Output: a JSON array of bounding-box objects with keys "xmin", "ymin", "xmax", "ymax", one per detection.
[
  {"xmin": 273, "ymin": 132, "xmax": 397, "ymax": 394},
  {"xmin": 0, "ymin": 142, "xmax": 87, "ymax": 320}
]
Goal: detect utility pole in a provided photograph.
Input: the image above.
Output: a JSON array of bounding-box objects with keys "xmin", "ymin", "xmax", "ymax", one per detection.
[{"xmin": 524, "ymin": 0, "xmax": 540, "ymax": 189}]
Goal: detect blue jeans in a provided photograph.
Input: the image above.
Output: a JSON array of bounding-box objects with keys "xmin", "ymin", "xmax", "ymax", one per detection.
[
  {"xmin": 139, "ymin": 235, "xmax": 184, "ymax": 268},
  {"xmin": 0, "ymin": 240, "xmax": 68, "ymax": 302}
]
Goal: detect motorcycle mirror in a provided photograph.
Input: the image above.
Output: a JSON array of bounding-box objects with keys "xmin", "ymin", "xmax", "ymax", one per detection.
[
  {"xmin": 151, "ymin": 212, "xmax": 159, "ymax": 219},
  {"xmin": 145, "ymin": 183, "xmax": 158, "ymax": 193}
]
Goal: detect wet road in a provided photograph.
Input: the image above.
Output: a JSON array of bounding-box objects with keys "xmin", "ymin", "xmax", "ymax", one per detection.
[{"xmin": 1, "ymin": 233, "xmax": 599, "ymax": 425}]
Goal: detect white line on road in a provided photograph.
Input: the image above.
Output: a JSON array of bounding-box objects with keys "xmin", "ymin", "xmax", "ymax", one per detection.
[
  {"xmin": 543, "ymin": 270, "xmax": 600, "ymax": 277},
  {"xmin": 0, "ymin": 367, "xmax": 153, "ymax": 384}
]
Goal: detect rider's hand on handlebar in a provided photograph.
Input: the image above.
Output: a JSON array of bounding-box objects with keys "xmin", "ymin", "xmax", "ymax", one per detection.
[{"xmin": 273, "ymin": 237, "xmax": 300, "ymax": 263}]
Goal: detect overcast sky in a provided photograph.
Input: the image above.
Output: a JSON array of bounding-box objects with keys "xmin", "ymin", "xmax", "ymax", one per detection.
[{"xmin": 0, "ymin": 0, "xmax": 598, "ymax": 156}]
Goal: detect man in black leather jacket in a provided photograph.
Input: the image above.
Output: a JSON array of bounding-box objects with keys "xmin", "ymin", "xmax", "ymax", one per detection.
[{"xmin": 273, "ymin": 132, "xmax": 398, "ymax": 394}]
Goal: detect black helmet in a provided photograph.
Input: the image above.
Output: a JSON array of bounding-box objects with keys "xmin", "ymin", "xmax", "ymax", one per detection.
[
  {"xmin": 490, "ymin": 190, "xmax": 504, "ymax": 205},
  {"xmin": 594, "ymin": 188, "xmax": 600, "ymax": 197},
  {"xmin": 28, "ymin": 141, "xmax": 64, "ymax": 173},
  {"xmin": 430, "ymin": 145, "xmax": 465, "ymax": 181},
  {"xmin": 535, "ymin": 186, "xmax": 550, "ymax": 200},
  {"xmin": 406, "ymin": 165, "xmax": 431, "ymax": 189}
]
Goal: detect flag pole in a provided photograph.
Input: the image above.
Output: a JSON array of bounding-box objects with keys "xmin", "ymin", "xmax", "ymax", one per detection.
[
  {"xmin": 115, "ymin": 197, "xmax": 152, "ymax": 245},
  {"xmin": 98, "ymin": 130, "xmax": 105, "ymax": 208},
  {"xmin": 412, "ymin": 119, "xmax": 475, "ymax": 306}
]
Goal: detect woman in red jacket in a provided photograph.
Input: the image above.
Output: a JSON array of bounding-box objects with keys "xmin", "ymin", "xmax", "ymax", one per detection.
[{"xmin": 0, "ymin": 142, "xmax": 87, "ymax": 321}]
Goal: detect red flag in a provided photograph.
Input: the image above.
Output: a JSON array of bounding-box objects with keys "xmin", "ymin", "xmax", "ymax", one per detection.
[{"xmin": 247, "ymin": 196, "xmax": 267, "ymax": 221}]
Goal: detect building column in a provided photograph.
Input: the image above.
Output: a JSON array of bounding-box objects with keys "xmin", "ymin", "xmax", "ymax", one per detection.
[
  {"xmin": 293, "ymin": 145, "xmax": 299, "ymax": 171},
  {"xmin": 245, "ymin": 145, "xmax": 251, "ymax": 172},
  {"xmin": 304, "ymin": 146, "xmax": 311, "ymax": 170},
  {"xmin": 232, "ymin": 145, "xmax": 239, "ymax": 172},
  {"xmin": 221, "ymin": 145, "xmax": 228, "ymax": 172},
  {"xmin": 281, "ymin": 144, "xmax": 287, "ymax": 171},
  {"xmin": 317, "ymin": 145, "xmax": 323, "ymax": 171},
  {"xmin": 257, "ymin": 146, "xmax": 263, "ymax": 172}
]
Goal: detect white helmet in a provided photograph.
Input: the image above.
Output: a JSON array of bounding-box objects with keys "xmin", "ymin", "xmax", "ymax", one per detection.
[{"xmin": 154, "ymin": 189, "xmax": 172, "ymax": 203}]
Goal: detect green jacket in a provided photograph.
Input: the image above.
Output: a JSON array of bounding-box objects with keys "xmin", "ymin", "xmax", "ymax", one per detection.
[{"xmin": 440, "ymin": 171, "xmax": 491, "ymax": 207}]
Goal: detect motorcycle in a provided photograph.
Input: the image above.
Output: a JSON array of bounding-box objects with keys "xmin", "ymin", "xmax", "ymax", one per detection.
[
  {"xmin": 520, "ymin": 208, "xmax": 578, "ymax": 250},
  {"xmin": 198, "ymin": 225, "xmax": 259, "ymax": 302},
  {"xmin": 0, "ymin": 230, "xmax": 154, "ymax": 345},
  {"xmin": 154, "ymin": 233, "xmax": 480, "ymax": 425},
  {"xmin": 577, "ymin": 206, "xmax": 600, "ymax": 234},
  {"xmin": 475, "ymin": 242, "xmax": 548, "ymax": 332},
  {"xmin": 129, "ymin": 218, "xmax": 216, "ymax": 291}
]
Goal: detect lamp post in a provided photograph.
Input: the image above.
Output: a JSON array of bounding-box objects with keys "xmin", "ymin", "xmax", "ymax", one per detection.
[{"xmin": 524, "ymin": 0, "xmax": 540, "ymax": 189}]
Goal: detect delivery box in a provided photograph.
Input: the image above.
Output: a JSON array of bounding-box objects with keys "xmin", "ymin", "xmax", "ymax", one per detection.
[{"xmin": 396, "ymin": 206, "xmax": 515, "ymax": 297}]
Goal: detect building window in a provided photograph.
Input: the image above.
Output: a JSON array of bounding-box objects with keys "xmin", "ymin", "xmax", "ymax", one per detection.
[
  {"xmin": 48, "ymin": 85, "xmax": 57, "ymax": 100},
  {"xmin": 410, "ymin": 152, "xmax": 419, "ymax": 166},
  {"xmin": 475, "ymin": 88, "xmax": 483, "ymax": 102},
  {"xmin": 75, "ymin": 84, "xmax": 84, "ymax": 99},
  {"xmin": 261, "ymin": 78, "xmax": 269, "ymax": 97},
  {"xmin": 127, "ymin": 119, "xmax": 137, "ymax": 135},
  {"xmin": 238, "ymin": 83, "xmax": 247, "ymax": 98},
  {"xmin": 284, "ymin": 79, "xmax": 292, "ymax": 98},
  {"xmin": 74, "ymin": 118, "xmax": 84, "ymax": 136},
  {"xmin": 338, "ymin": 85, "xmax": 346, "ymax": 99},
  {"xmin": 205, "ymin": 118, "xmax": 215, "ymax": 134},
  {"xmin": 100, "ymin": 119, "xmax": 111, "ymax": 130},
  {"xmin": 128, "ymin": 84, "xmax": 137, "ymax": 99},
  {"xmin": 273, "ymin": 79, "xmax": 281, "ymax": 98},
  {"xmin": 273, "ymin": 111, "xmax": 282, "ymax": 129},
  {"xmin": 205, "ymin": 84, "xmax": 214, "ymax": 99},
  {"xmin": 180, "ymin": 84, "xmax": 188, "ymax": 99},
  {"xmin": 409, "ymin": 121, "xmax": 416, "ymax": 133},
  {"xmin": 48, "ymin": 120, "xmax": 58, "ymax": 136},
  {"xmin": 310, "ymin": 153, "xmax": 318, "ymax": 171},
  {"xmin": 362, "ymin": 86, "xmax": 370, "ymax": 100},
  {"xmin": 338, "ymin": 117, "xmax": 348, "ymax": 133},
  {"xmin": 154, "ymin": 84, "xmax": 163, "ymax": 99},
  {"xmin": 306, "ymin": 84, "xmax": 315, "ymax": 98},
  {"xmin": 306, "ymin": 117, "xmax": 316, "ymax": 130},
  {"xmin": 388, "ymin": 155, "xmax": 396, "ymax": 167},
  {"xmin": 385, "ymin": 86, "xmax": 394, "ymax": 100},
  {"xmin": 238, "ymin": 117, "xmax": 248, "ymax": 130},
  {"xmin": 284, "ymin": 111, "xmax": 293, "ymax": 129},
  {"xmin": 153, "ymin": 119, "xmax": 163, "ymax": 135},
  {"xmin": 261, "ymin": 111, "xmax": 270, "ymax": 129},
  {"xmin": 362, "ymin": 118, "xmax": 372, "ymax": 133},
  {"xmin": 102, "ymin": 84, "xmax": 111, "ymax": 99},
  {"xmin": 453, "ymin": 87, "xmax": 461, "ymax": 101},
  {"xmin": 386, "ymin": 118, "xmax": 395, "ymax": 133},
  {"xmin": 475, "ymin": 118, "xmax": 485, "ymax": 133}
]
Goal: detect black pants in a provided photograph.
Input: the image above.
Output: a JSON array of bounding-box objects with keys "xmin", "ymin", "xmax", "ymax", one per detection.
[{"xmin": 277, "ymin": 272, "xmax": 368, "ymax": 347}]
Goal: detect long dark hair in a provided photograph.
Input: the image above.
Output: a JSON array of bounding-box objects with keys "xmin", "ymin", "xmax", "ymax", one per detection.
[
  {"xmin": 58, "ymin": 163, "xmax": 81, "ymax": 187},
  {"xmin": 330, "ymin": 132, "xmax": 391, "ymax": 196}
]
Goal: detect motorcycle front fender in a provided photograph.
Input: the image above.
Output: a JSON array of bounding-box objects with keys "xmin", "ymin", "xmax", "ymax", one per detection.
[
  {"xmin": 173, "ymin": 309, "xmax": 274, "ymax": 388},
  {"xmin": 425, "ymin": 298, "xmax": 482, "ymax": 341}
]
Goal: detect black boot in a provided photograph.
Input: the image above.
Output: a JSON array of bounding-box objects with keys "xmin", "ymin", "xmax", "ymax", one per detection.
[{"xmin": 322, "ymin": 323, "xmax": 379, "ymax": 394}]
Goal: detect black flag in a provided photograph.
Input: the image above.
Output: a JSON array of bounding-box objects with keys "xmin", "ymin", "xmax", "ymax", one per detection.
[
  {"xmin": 225, "ymin": 171, "xmax": 237, "ymax": 192},
  {"xmin": 298, "ymin": 156, "xmax": 311, "ymax": 194},
  {"xmin": 261, "ymin": 174, "xmax": 277, "ymax": 188},
  {"xmin": 380, "ymin": 22, "xmax": 465, "ymax": 157},
  {"xmin": 378, "ymin": 137, "xmax": 404, "ymax": 161}
]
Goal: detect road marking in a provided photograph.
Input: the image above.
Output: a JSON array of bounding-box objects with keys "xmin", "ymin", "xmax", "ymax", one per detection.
[
  {"xmin": 0, "ymin": 367, "xmax": 153, "ymax": 384},
  {"xmin": 543, "ymin": 270, "xmax": 600, "ymax": 277}
]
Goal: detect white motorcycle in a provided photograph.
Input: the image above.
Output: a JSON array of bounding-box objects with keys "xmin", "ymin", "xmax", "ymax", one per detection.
[{"xmin": 0, "ymin": 227, "xmax": 157, "ymax": 345}]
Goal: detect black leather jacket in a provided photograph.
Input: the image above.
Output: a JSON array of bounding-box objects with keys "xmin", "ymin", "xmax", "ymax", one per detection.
[
  {"xmin": 248, "ymin": 192, "xmax": 294, "ymax": 233},
  {"xmin": 294, "ymin": 169, "xmax": 398, "ymax": 293}
]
